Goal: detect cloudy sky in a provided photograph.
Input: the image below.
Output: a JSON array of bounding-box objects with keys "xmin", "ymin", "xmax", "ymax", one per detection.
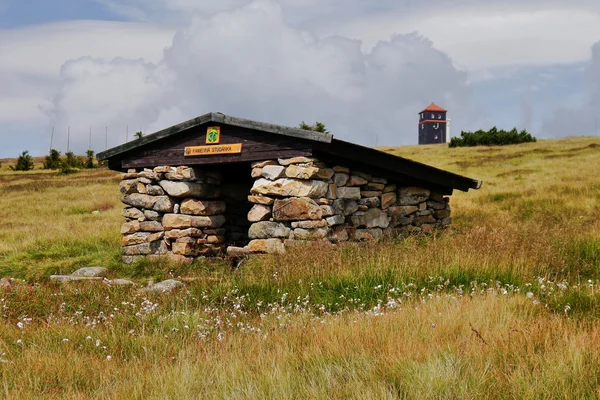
[{"xmin": 1, "ymin": 0, "xmax": 600, "ymax": 157}]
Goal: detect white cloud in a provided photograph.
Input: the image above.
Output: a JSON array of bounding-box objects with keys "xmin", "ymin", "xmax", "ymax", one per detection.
[
  {"xmin": 0, "ymin": 20, "xmax": 173, "ymax": 155},
  {"xmin": 42, "ymin": 0, "xmax": 473, "ymax": 155}
]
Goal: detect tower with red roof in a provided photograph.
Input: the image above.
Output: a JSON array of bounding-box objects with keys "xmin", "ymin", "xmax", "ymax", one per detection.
[{"xmin": 418, "ymin": 103, "xmax": 447, "ymax": 144}]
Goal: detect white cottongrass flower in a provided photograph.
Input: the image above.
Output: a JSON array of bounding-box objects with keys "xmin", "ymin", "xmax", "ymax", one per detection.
[{"xmin": 16, "ymin": 322, "xmax": 24, "ymax": 329}]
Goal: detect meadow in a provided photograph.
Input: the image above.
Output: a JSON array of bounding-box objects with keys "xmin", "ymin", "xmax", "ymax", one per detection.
[{"xmin": 0, "ymin": 136, "xmax": 599, "ymax": 399}]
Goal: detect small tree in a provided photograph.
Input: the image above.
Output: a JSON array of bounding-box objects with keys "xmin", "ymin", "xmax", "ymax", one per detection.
[
  {"xmin": 299, "ymin": 121, "xmax": 330, "ymax": 134},
  {"xmin": 10, "ymin": 150, "xmax": 35, "ymax": 171},
  {"xmin": 134, "ymin": 131, "xmax": 143, "ymax": 139},
  {"xmin": 85, "ymin": 150, "xmax": 96, "ymax": 169},
  {"xmin": 63, "ymin": 151, "xmax": 84, "ymax": 168},
  {"xmin": 43, "ymin": 149, "xmax": 62, "ymax": 169}
]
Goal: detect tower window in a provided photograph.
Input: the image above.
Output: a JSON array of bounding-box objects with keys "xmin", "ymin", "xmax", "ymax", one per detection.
[
  {"xmin": 421, "ymin": 124, "xmax": 424, "ymax": 130},
  {"xmin": 431, "ymin": 113, "xmax": 435, "ymax": 119},
  {"xmin": 438, "ymin": 113, "xmax": 442, "ymax": 119}
]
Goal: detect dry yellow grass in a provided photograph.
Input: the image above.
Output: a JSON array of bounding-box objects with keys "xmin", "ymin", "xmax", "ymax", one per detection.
[{"xmin": 0, "ymin": 136, "xmax": 599, "ymax": 398}]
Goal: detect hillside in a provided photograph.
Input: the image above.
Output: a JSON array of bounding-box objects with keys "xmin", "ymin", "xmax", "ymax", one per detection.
[{"xmin": 0, "ymin": 137, "xmax": 599, "ymax": 398}]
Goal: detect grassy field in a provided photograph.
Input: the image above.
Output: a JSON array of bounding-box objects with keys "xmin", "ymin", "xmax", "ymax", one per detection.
[{"xmin": 0, "ymin": 137, "xmax": 599, "ymax": 398}]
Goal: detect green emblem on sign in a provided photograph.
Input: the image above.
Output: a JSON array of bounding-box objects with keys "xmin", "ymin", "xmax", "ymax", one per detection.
[{"xmin": 206, "ymin": 127, "xmax": 221, "ymax": 144}]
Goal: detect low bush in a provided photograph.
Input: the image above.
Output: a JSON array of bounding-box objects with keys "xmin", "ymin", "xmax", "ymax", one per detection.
[{"xmin": 449, "ymin": 127, "xmax": 536, "ymax": 147}]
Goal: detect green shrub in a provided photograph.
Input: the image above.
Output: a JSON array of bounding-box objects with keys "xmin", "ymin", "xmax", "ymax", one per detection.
[
  {"xmin": 43, "ymin": 149, "xmax": 62, "ymax": 169},
  {"xmin": 299, "ymin": 121, "xmax": 330, "ymax": 134},
  {"xmin": 85, "ymin": 150, "xmax": 96, "ymax": 169},
  {"xmin": 9, "ymin": 150, "xmax": 34, "ymax": 171},
  {"xmin": 63, "ymin": 152, "xmax": 84, "ymax": 168},
  {"xmin": 449, "ymin": 127, "xmax": 536, "ymax": 148}
]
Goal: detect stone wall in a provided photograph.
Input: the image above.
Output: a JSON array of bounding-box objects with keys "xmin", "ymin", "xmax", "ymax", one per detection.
[
  {"xmin": 118, "ymin": 158, "xmax": 452, "ymax": 262},
  {"xmin": 120, "ymin": 166, "xmax": 226, "ymax": 264},
  {"xmin": 245, "ymin": 157, "xmax": 451, "ymax": 254}
]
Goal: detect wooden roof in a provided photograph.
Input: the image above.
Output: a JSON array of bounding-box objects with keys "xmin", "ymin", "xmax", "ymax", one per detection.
[{"xmin": 97, "ymin": 112, "xmax": 481, "ymax": 194}]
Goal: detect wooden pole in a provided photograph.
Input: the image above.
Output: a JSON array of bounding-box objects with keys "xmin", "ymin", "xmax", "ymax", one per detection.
[{"xmin": 88, "ymin": 125, "xmax": 92, "ymax": 150}]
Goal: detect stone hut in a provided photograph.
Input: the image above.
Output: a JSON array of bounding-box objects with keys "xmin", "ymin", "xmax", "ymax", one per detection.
[{"xmin": 97, "ymin": 112, "xmax": 481, "ymax": 263}]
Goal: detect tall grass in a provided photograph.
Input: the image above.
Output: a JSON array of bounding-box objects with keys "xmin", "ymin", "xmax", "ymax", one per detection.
[{"xmin": 0, "ymin": 137, "xmax": 599, "ymax": 398}]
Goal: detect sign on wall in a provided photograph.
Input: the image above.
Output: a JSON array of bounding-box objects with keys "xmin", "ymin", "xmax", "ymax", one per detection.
[
  {"xmin": 206, "ymin": 126, "xmax": 221, "ymax": 144},
  {"xmin": 184, "ymin": 143, "xmax": 243, "ymax": 156}
]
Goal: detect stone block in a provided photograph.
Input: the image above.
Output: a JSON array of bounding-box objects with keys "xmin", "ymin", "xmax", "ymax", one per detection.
[
  {"xmin": 248, "ymin": 222, "xmax": 291, "ymax": 239},
  {"xmin": 180, "ymin": 199, "xmax": 226, "ymax": 216},
  {"xmin": 372, "ymin": 176, "xmax": 387, "ymax": 184},
  {"xmin": 248, "ymin": 195, "xmax": 275, "ymax": 205},
  {"xmin": 358, "ymin": 197, "xmax": 380, "ymax": 208},
  {"xmin": 158, "ymin": 181, "xmax": 220, "ymax": 199},
  {"xmin": 332, "ymin": 165, "xmax": 350, "ymax": 173},
  {"xmin": 248, "ymin": 204, "xmax": 272, "ymax": 222},
  {"xmin": 332, "ymin": 199, "xmax": 359, "ymax": 216},
  {"xmin": 333, "ymin": 173, "xmax": 349, "ymax": 187},
  {"xmin": 328, "ymin": 226, "xmax": 349, "ymax": 243},
  {"xmin": 350, "ymin": 208, "xmax": 389, "ymax": 229},
  {"xmin": 153, "ymin": 166, "xmax": 172, "ymax": 174},
  {"xmin": 336, "ymin": 187, "xmax": 361, "ymax": 200},
  {"xmin": 119, "ymin": 179, "xmax": 138, "ymax": 195},
  {"xmin": 121, "ymin": 221, "xmax": 141, "ymax": 235},
  {"xmin": 360, "ymin": 191, "xmax": 382, "ymax": 198},
  {"xmin": 144, "ymin": 210, "xmax": 162, "ymax": 221},
  {"xmin": 381, "ymin": 192, "xmax": 397, "ymax": 209},
  {"xmin": 388, "ymin": 206, "xmax": 419, "ymax": 217},
  {"xmin": 251, "ymin": 178, "xmax": 328, "ymax": 199},
  {"xmin": 261, "ymin": 165, "xmax": 286, "ymax": 180},
  {"xmin": 153, "ymin": 196, "xmax": 177, "ymax": 213},
  {"xmin": 140, "ymin": 221, "xmax": 163, "ymax": 232},
  {"xmin": 136, "ymin": 182, "xmax": 148, "ymax": 194},
  {"xmin": 251, "ymin": 160, "xmax": 277, "ymax": 168},
  {"xmin": 366, "ymin": 182, "xmax": 385, "ymax": 191},
  {"xmin": 147, "ymin": 185, "xmax": 165, "ymax": 196},
  {"xmin": 120, "ymin": 173, "xmax": 138, "ymax": 180},
  {"xmin": 353, "ymin": 228, "xmax": 383, "ymax": 241},
  {"xmin": 347, "ymin": 175, "xmax": 368, "ymax": 186},
  {"xmin": 278, "ymin": 156, "xmax": 318, "ymax": 166},
  {"xmin": 398, "ymin": 187, "xmax": 431, "ymax": 205},
  {"xmin": 326, "ymin": 184, "xmax": 337, "ymax": 199},
  {"xmin": 285, "ymin": 165, "xmax": 334, "ymax": 180},
  {"xmin": 122, "ymin": 207, "xmax": 144, "ymax": 220},
  {"xmin": 247, "ymin": 239, "xmax": 285, "ymax": 254},
  {"xmin": 426, "ymin": 200, "xmax": 446, "ymax": 210},
  {"xmin": 122, "ymin": 240, "xmax": 167, "ymax": 256},
  {"xmin": 293, "ymin": 227, "xmax": 328, "ymax": 240},
  {"xmin": 251, "ymin": 168, "xmax": 263, "ymax": 178},
  {"xmin": 273, "ymin": 197, "xmax": 322, "ymax": 221},
  {"xmin": 138, "ymin": 170, "xmax": 158, "ymax": 181},
  {"xmin": 122, "ymin": 193, "xmax": 157, "ymax": 209},
  {"xmin": 163, "ymin": 214, "xmax": 225, "ymax": 229},
  {"xmin": 326, "ymin": 215, "xmax": 345, "ymax": 226},
  {"xmin": 320, "ymin": 205, "xmax": 334, "ymax": 217},
  {"xmin": 291, "ymin": 219, "xmax": 328, "ymax": 229},
  {"xmin": 122, "ymin": 232, "xmax": 151, "ymax": 246},
  {"xmin": 352, "ymin": 171, "xmax": 372, "ymax": 181}
]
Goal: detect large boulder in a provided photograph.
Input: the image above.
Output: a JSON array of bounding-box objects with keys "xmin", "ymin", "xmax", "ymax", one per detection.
[
  {"xmin": 272, "ymin": 197, "xmax": 322, "ymax": 221},
  {"xmin": 158, "ymin": 181, "xmax": 220, "ymax": 198},
  {"xmin": 251, "ymin": 178, "xmax": 328, "ymax": 199},
  {"xmin": 248, "ymin": 222, "xmax": 291, "ymax": 239},
  {"xmin": 180, "ymin": 199, "xmax": 226, "ymax": 216}
]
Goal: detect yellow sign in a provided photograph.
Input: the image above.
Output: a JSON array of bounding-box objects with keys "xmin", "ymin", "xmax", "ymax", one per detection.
[
  {"xmin": 184, "ymin": 143, "xmax": 243, "ymax": 156},
  {"xmin": 206, "ymin": 126, "xmax": 221, "ymax": 144}
]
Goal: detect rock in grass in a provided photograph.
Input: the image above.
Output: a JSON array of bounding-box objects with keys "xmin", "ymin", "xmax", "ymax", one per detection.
[
  {"xmin": 144, "ymin": 279, "xmax": 183, "ymax": 293},
  {"xmin": 71, "ymin": 267, "xmax": 108, "ymax": 277},
  {"xmin": 50, "ymin": 275, "xmax": 103, "ymax": 282},
  {"xmin": 109, "ymin": 279, "xmax": 135, "ymax": 286}
]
